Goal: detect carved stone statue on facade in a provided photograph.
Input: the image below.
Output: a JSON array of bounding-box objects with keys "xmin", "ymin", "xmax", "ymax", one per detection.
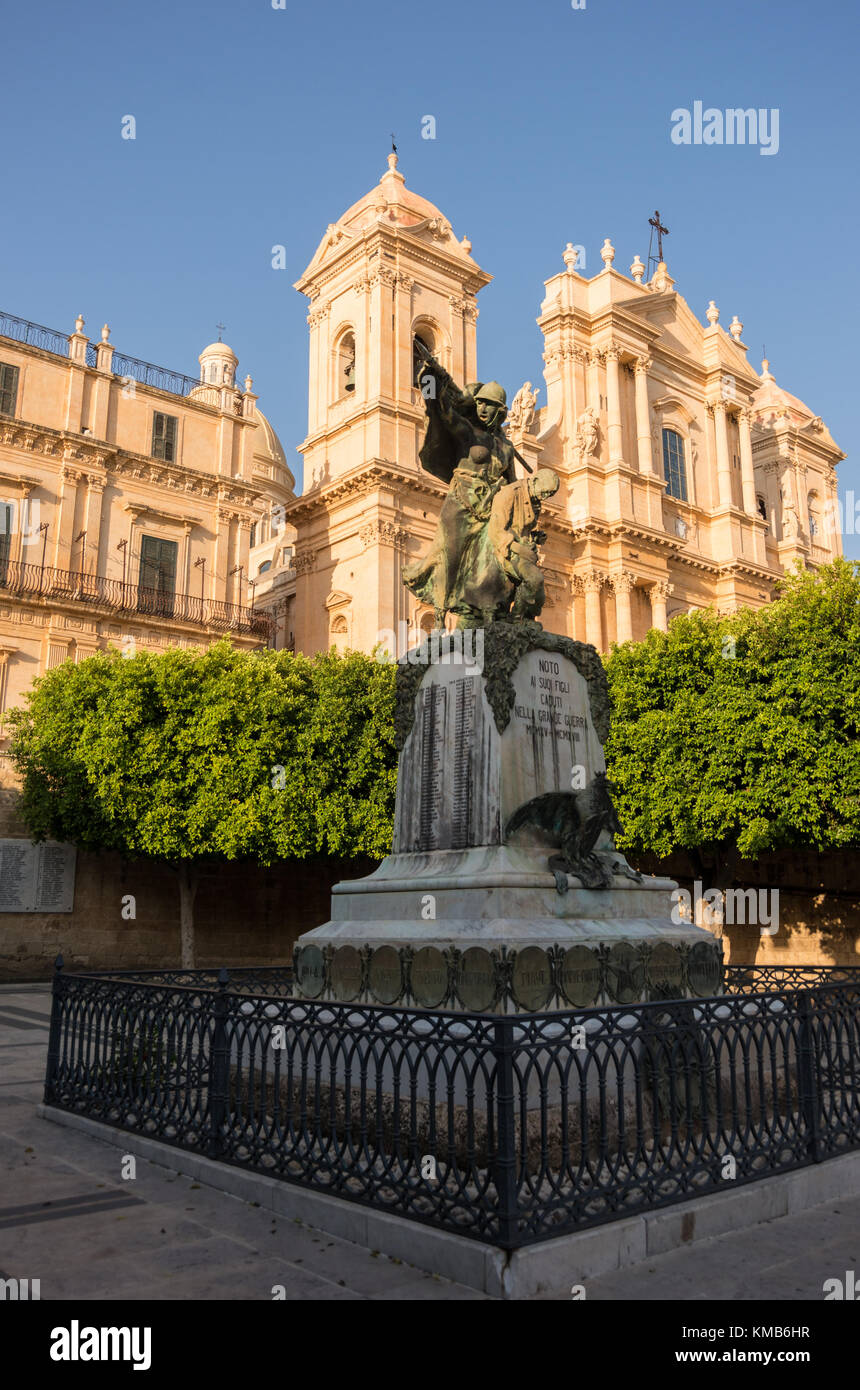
[
  {"xmin": 402, "ymin": 348, "xmax": 559, "ymax": 628},
  {"xmin": 575, "ymin": 406, "xmax": 599, "ymax": 459},
  {"xmin": 507, "ymin": 381, "xmax": 540, "ymax": 435}
]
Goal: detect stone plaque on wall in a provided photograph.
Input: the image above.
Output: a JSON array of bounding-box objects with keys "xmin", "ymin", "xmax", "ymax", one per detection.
[{"xmin": 0, "ymin": 840, "xmax": 76, "ymax": 912}]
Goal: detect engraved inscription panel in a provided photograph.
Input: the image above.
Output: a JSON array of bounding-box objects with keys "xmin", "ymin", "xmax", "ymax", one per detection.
[
  {"xmin": 500, "ymin": 652, "xmax": 606, "ymax": 835},
  {"xmin": 606, "ymin": 943, "xmax": 645, "ymax": 1004},
  {"xmin": 296, "ymin": 946, "xmax": 325, "ymax": 999},
  {"xmin": 561, "ymin": 945, "xmax": 601, "ymax": 1007},
  {"xmin": 411, "ymin": 946, "xmax": 448, "ymax": 1008},
  {"xmin": 393, "ymin": 662, "xmax": 496, "ymax": 854},
  {"xmin": 689, "ymin": 941, "xmax": 722, "ymax": 998},
  {"xmin": 369, "ymin": 946, "xmax": 402, "ymax": 1004},
  {"xmin": 648, "ymin": 943, "xmax": 686, "ymax": 1001},
  {"xmin": 0, "ymin": 840, "xmax": 76, "ymax": 912},
  {"xmin": 512, "ymin": 947, "xmax": 551, "ymax": 1011},
  {"xmin": 456, "ymin": 948, "xmax": 496, "ymax": 1012},
  {"xmin": 331, "ymin": 946, "xmax": 362, "ymax": 1002}
]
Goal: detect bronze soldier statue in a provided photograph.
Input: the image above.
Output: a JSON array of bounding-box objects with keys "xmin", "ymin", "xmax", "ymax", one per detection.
[{"xmin": 403, "ymin": 347, "xmax": 559, "ymax": 628}]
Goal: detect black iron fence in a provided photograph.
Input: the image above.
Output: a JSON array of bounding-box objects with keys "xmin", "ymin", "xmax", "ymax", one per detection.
[
  {"xmin": 0, "ymin": 311, "xmax": 70, "ymax": 358},
  {"xmin": 0, "ymin": 559, "xmax": 271, "ymax": 641},
  {"xmin": 43, "ymin": 961, "xmax": 860, "ymax": 1251},
  {"xmin": 109, "ymin": 352, "xmax": 202, "ymax": 400}
]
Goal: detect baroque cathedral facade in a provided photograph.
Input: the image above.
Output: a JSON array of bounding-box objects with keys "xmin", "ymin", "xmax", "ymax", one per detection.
[{"xmin": 268, "ymin": 153, "xmax": 843, "ymax": 656}]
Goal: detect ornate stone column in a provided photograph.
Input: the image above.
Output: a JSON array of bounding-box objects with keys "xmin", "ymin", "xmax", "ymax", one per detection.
[
  {"xmin": 604, "ymin": 346, "xmax": 623, "ymax": 464},
  {"xmin": 634, "ymin": 357, "xmax": 655, "ymax": 476},
  {"xmin": 737, "ymin": 408, "xmax": 757, "ymax": 516},
  {"xmin": 82, "ymin": 475, "xmax": 105, "ymax": 576},
  {"xmin": 53, "ymin": 464, "xmax": 82, "ymax": 571},
  {"xmin": 582, "ymin": 570, "xmax": 604, "ymax": 649},
  {"xmin": 649, "ymin": 578, "xmax": 673, "ymax": 631},
  {"xmin": 611, "ymin": 572, "xmax": 635, "ymax": 644},
  {"xmin": 15, "ymin": 484, "xmax": 33, "ymax": 565},
  {"xmin": 0, "ymin": 646, "xmax": 14, "ymax": 739},
  {"xmin": 709, "ymin": 398, "xmax": 733, "ymax": 507}
]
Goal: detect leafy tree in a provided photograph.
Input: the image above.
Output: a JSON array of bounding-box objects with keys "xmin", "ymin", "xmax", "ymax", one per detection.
[
  {"xmin": 603, "ymin": 560, "xmax": 860, "ymax": 877},
  {"xmin": 8, "ymin": 641, "xmax": 397, "ymax": 966}
]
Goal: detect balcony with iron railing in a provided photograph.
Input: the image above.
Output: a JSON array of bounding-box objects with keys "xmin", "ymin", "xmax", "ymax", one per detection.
[
  {"xmin": 0, "ymin": 558, "xmax": 272, "ymax": 641},
  {"xmin": 0, "ymin": 309, "xmax": 238, "ymax": 407}
]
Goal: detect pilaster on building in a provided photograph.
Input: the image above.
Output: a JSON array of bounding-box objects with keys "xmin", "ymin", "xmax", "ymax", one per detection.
[{"xmin": 283, "ymin": 156, "xmax": 845, "ymax": 658}]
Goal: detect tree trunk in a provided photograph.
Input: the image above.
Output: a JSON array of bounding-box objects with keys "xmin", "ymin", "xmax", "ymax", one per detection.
[{"xmin": 178, "ymin": 863, "xmax": 198, "ymax": 969}]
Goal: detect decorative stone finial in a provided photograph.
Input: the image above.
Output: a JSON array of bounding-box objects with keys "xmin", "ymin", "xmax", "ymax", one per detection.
[
  {"xmin": 244, "ymin": 374, "xmax": 253, "ymax": 393},
  {"xmin": 563, "ymin": 242, "xmax": 579, "ymax": 271},
  {"xmin": 75, "ymin": 314, "xmax": 85, "ymax": 334},
  {"xmin": 383, "ymin": 150, "xmax": 405, "ymax": 185},
  {"xmin": 706, "ymin": 300, "xmax": 720, "ymax": 325},
  {"xmin": 101, "ymin": 323, "xmax": 110, "ymax": 343},
  {"xmin": 729, "ymin": 316, "xmax": 743, "ymax": 341},
  {"xmin": 600, "ymin": 238, "xmax": 615, "ymax": 268},
  {"xmin": 629, "ymin": 255, "xmax": 645, "ymax": 284},
  {"xmin": 761, "ymin": 357, "xmax": 774, "ymax": 380},
  {"xmin": 461, "ymin": 236, "xmax": 472, "ymax": 253}
]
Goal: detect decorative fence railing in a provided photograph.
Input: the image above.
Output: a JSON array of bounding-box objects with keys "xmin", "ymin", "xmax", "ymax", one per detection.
[
  {"xmin": 0, "ymin": 311, "xmax": 70, "ymax": 358},
  {"xmin": 43, "ymin": 961, "xmax": 860, "ymax": 1251},
  {"xmin": 109, "ymin": 352, "xmax": 202, "ymax": 399},
  {"xmin": 0, "ymin": 309, "xmax": 212, "ymax": 402},
  {"xmin": 0, "ymin": 560, "xmax": 271, "ymax": 640}
]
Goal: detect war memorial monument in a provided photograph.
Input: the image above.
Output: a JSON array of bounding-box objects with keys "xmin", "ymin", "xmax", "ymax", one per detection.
[{"xmin": 294, "ymin": 350, "xmax": 722, "ymax": 1011}]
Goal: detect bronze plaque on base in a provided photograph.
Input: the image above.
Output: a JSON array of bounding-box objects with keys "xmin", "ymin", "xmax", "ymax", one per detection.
[
  {"xmin": 606, "ymin": 943, "xmax": 645, "ymax": 1004},
  {"xmin": 512, "ymin": 947, "xmax": 551, "ymax": 1011},
  {"xmin": 648, "ymin": 943, "xmax": 685, "ymax": 1001},
  {"xmin": 368, "ymin": 946, "xmax": 402, "ymax": 1004},
  {"xmin": 331, "ymin": 945, "xmax": 362, "ymax": 1002},
  {"xmin": 560, "ymin": 946, "xmax": 601, "ymax": 1008},
  {"xmin": 411, "ymin": 946, "xmax": 449, "ymax": 1008},
  {"xmin": 456, "ymin": 948, "xmax": 496, "ymax": 1012},
  {"xmin": 296, "ymin": 945, "xmax": 324, "ymax": 999},
  {"xmin": 689, "ymin": 941, "xmax": 721, "ymax": 998}
]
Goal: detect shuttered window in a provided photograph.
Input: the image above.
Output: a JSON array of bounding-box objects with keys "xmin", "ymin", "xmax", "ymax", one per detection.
[
  {"xmin": 0, "ymin": 503, "xmax": 12, "ymax": 579},
  {"xmin": 138, "ymin": 535, "xmax": 178, "ymax": 616},
  {"xmin": 151, "ymin": 412, "xmax": 178, "ymax": 462},
  {"xmin": 0, "ymin": 363, "xmax": 19, "ymax": 417}
]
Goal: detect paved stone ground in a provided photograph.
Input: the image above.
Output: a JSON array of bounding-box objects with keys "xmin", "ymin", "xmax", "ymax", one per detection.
[{"xmin": 1, "ymin": 984, "xmax": 857, "ymax": 1302}]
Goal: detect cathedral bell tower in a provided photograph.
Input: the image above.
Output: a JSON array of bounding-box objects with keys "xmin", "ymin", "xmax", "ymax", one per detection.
[{"xmin": 288, "ymin": 153, "xmax": 491, "ymax": 656}]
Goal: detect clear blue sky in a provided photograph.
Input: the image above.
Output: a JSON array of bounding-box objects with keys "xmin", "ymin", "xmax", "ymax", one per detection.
[{"xmin": 2, "ymin": 0, "xmax": 857, "ymax": 555}]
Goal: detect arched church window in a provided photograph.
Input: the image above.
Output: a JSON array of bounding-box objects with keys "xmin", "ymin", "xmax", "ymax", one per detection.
[
  {"xmin": 209, "ymin": 364, "xmax": 218, "ymax": 384},
  {"xmin": 662, "ymin": 429, "xmax": 688, "ymax": 502},
  {"xmin": 413, "ymin": 329, "xmax": 436, "ymax": 384},
  {"xmin": 808, "ymin": 491, "xmax": 821, "ymax": 537},
  {"xmin": 257, "ymin": 561, "xmax": 272, "ymax": 576},
  {"xmin": 334, "ymin": 331, "xmax": 355, "ymax": 399}
]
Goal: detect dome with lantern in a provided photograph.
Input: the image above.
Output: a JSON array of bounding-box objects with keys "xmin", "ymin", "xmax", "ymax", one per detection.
[{"xmin": 197, "ymin": 337, "xmax": 239, "ymax": 388}]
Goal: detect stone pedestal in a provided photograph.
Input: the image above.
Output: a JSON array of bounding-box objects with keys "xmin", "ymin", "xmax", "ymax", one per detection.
[{"xmin": 294, "ymin": 625, "xmax": 721, "ymax": 1011}]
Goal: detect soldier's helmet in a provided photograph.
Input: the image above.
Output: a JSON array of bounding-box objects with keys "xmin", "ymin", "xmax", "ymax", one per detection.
[{"xmin": 474, "ymin": 381, "xmax": 507, "ymax": 410}]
